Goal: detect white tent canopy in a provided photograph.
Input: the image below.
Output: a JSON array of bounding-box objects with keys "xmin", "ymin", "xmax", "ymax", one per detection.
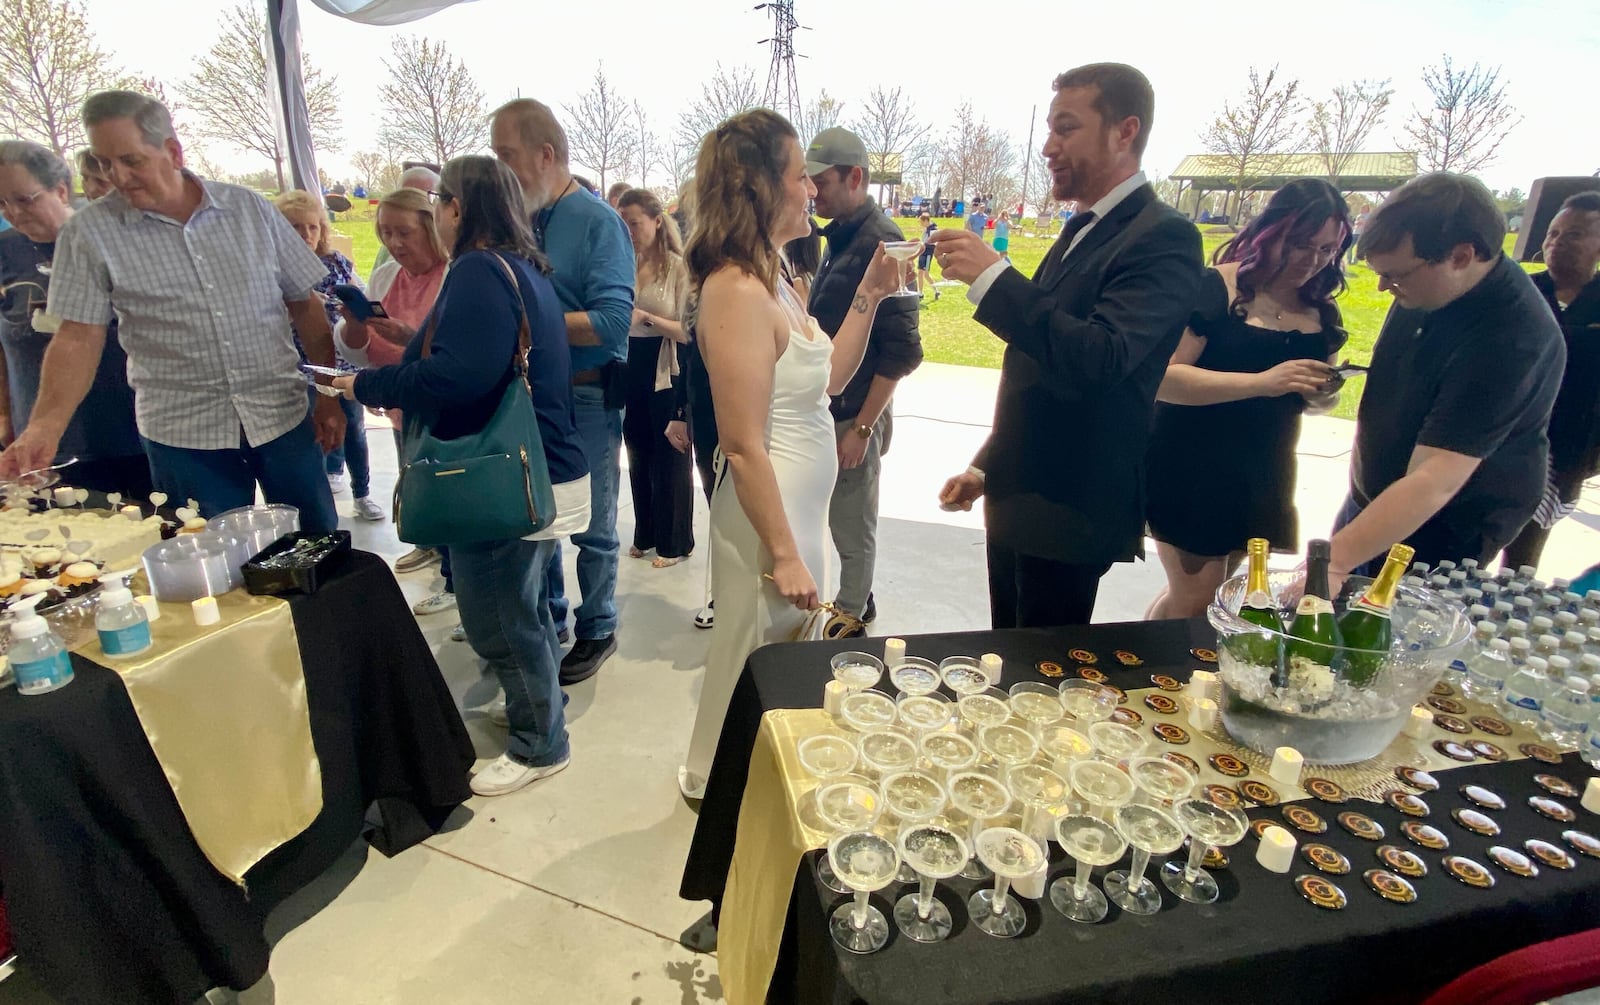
[{"xmin": 305, "ymin": 0, "xmax": 477, "ymax": 26}]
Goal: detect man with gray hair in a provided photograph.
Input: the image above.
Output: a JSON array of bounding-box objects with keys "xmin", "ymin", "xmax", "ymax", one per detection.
[
  {"xmin": 0, "ymin": 90, "xmax": 343, "ymax": 531},
  {"xmin": 491, "ymin": 97, "xmax": 635, "ymax": 685}
]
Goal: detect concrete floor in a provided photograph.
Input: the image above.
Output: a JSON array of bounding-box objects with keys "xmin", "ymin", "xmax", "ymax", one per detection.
[{"xmin": 4, "ymin": 362, "xmax": 1598, "ymax": 1004}]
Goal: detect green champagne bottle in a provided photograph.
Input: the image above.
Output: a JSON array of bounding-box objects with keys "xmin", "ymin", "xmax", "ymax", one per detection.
[
  {"xmin": 1285, "ymin": 539, "xmax": 1341, "ymax": 697},
  {"xmin": 1336, "ymin": 543, "xmax": 1415, "ymax": 686},
  {"xmin": 1232, "ymin": 537, "xmax": 1286, "ymax": 681}
]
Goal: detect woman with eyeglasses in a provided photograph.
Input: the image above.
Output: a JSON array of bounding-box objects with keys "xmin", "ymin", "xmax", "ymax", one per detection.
[
  {"xmin": 333, "ymin": 156, "xmax": 590, "ymax": 798},
  {"xmin": 0, "ymin": 141, "xmax": 148, "ymax": 493}
]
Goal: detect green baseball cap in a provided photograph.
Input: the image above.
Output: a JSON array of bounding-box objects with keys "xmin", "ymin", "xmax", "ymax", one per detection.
[{"xmin": 804, "ymin": 127, "xmax": 868, "ymax": 176}]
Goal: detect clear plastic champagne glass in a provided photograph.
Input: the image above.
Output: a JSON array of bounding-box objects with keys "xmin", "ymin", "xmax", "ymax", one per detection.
[
  {"xmin": 831, "ymin": 650, "xmax": 885, "ymax": 694},
  {"xmin": 958, "ymin": 686, "xmax": 1013, "ymax": 737},
  {"xmin": 797, "ymin": 733, "xmax": 858, "ymax": 824},
  {"xmin": 920, "ymin": 730, "xmax": 980, "ymax": 781},
  {"xmin": 946, "ymin": 770, "xmax": 1012, "ymax": 880},
  {"xmin": 968, "ymin": 826, "xmax": 1046, "ymax": 938},
  {"xmin": 979, "ymin": 723, "xmax": 1040, "ymax": 771},
  {"xmin": 1105, "ymin": 802, "xmax": 1185, "ymax": 916},
  {"xmin": 939, "ymin": 655, "xmax": 989, "ymax": 697},
  {"xmin": 1039, "ymin": 724, "xmax": 1094, "ymax": 777},
  {"xmin": 1070, "ymin": 758, "xmax": 1136, "ymax": 823},
  {"xmin": 815, "ymin": 777, "xmax": 882, "ymax": 894},
  {"xmin": 896, "ymin": 691, "xmax": 955, "ymax": 737},
  {"xmin": 1007, "ymin": 763, "xmax": 1069, "ymax": 844},
  {"xmin": 1050, "ymin": 813, "xmax": 1128, "ymax": 923},
  {"xmin": 888, "ymin": 656, "xmax": 941, "ymax": 696},
  {"xmin": 859, "ymin": 727, "xmax": 919, "ymax": 778},
  {"xmin": 895, "ymin": 822, "xmax": 969, "ymax": 943},
  {"xmin": 1087, "ymin": 720, "xmax": 1149, "ymax": 766},
  {"xmin": 1010, "ymin": 681, "xmax": 1065, "ymax": 738},
  {"xmin": 839, "ymin": 689, "xmax": 897, "ymax": 733},
  {"xmin": 1058, "ymin": 679, "xmax": 1117, "ymax": 725},
  {"xmin": 1127, "ymin": 754, "xmax": 1198, "ymax": 808},
  {"xmin": 827, "ymin": 830, "xmax": 901, "ymax": 954},
  {"xmin": 882, "ymin": 241, "xmax": 925, "ymax": 297},
  {"xmin": 881, "ymin": 769, "xmax": 948, "ymax": 882},
  {"xmin": 1161, "ymin": 797, "xmax": 1248, "ymax": 904}
]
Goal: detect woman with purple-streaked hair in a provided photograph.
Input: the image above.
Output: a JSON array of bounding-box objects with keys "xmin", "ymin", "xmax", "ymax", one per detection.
[{"xmin": 1144, "ymin": 178, "xmax": 1354, "ymax": 618}]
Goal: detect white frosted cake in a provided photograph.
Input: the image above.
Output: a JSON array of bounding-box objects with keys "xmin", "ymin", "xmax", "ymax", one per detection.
[{"xmin": 0, "ymin": 507, "xmax": 167, "ymax": 571}]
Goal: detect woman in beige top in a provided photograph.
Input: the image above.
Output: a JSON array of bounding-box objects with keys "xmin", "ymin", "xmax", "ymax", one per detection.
[{"xmin": 618, "ymin": 188, "xmax": 696, "ymax": 567}]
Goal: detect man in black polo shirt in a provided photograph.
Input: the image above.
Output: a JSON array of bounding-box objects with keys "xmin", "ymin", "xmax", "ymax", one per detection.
[
  {"xmin": 1502, "ymin": 191, "xmax": 1600, "ymax": 570},
  {"xmin": 1332, "ymin": 173, "xmax": 1564, "ymax": 577}
]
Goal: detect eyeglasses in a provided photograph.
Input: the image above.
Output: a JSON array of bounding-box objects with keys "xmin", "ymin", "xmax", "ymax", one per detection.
[
  {"xmin": 427, "ymin": 190, "xmax": 454, "ymax": 205},
  {"xmin": 1373, "ymin": 259, "xmax": 1436, "ymax": 287},
  {"xmin": 0, "ymin": 190, "xmax": 49, "ymax": 214}
]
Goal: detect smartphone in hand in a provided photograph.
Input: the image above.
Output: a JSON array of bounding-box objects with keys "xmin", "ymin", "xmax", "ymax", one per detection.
[
  {"xmin": 1333, "ymin": 362, "xmax": 1369, "ymax": 381},
  {"xmin": 331, "ymin": 283, "xmax": 387, "ymax": 321}
]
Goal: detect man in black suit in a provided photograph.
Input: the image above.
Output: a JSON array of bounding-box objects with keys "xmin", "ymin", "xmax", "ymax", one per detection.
[{"xmin": 930, "ymin": 63, "xmax": 1202, "ymax": 628}]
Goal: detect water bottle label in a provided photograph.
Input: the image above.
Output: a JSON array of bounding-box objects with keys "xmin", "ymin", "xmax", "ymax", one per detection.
[
  {"xmin": 99, "ymin": 622, "xmax": 152, "ymax": 656},
  {"xmin": 1449, "ymin": 659, "xmax": 1468, "ymax": 672},
  {"xmin": 1508, "ymin": 695, "xmax": 1542, "ymax": 711},
  {"xmin": 14, "ymin": 650, "xmax": 74, "ymax": 694}
]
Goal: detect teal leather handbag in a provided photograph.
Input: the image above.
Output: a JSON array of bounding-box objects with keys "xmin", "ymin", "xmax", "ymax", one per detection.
[{"xmin": 394, "ymin": 253, "xmax": 556, "ymax": 547}]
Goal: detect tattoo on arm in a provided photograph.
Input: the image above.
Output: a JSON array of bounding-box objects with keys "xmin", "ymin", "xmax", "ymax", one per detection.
[{"xmin": 851, "ymin": 293, "xmax": 869, "ymax": 314}]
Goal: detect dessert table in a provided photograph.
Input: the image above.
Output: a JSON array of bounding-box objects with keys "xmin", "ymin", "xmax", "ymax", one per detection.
[
  {"xmin": 680, "ymin": 619, "xmax": 1600, "ymax": 1005},
  {"xmin": 0, "ymin": 550, "xmax": 475, "ymax": 1005}
]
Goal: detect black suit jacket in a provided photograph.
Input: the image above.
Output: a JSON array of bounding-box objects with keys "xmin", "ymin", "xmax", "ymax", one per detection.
[{"xmin": 973, "ymin": 183, "xmax": 1202, "ymax": 565}]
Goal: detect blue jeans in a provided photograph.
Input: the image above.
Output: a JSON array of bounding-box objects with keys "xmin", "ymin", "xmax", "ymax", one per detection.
[
  {"xmin": 544, "ymin": 385, "xmax": 621, "ymax": 639},
  {"xmin": 142, "ymin": 415, "xmax": 338, "ymax": 533},
  {"xmin": 322, "ymin": 395, "xmax": 372, "ymax": 499},
  {"xmin": 1332, "ymin": 492, "xmax": 1378, "ymax": 579},
  {"xmin": 452, "ymin": 536, "xmax": 569, "ymax": 766}
]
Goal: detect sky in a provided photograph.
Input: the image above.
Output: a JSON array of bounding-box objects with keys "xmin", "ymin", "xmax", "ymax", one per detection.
[{"xmin": 77, "ymin": 0, "xmax": 1599, "ymax": 194}]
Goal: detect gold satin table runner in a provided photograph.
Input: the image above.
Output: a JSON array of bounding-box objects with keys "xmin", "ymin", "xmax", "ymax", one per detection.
[
  {"xmin": 718, "ymin": 680, "xmax": 1553, "ymax": 1005},
  {"xmin": 83, "ymin": 589, "xmax": 323, "ymax": 886}
]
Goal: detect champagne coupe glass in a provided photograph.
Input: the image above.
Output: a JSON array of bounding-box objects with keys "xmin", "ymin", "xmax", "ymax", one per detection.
[
  {"xmin": 881, "ymin": 770, "xmax": 948, "ymax": 882},
  {"xmin": 859, "ymin": 727, "xmax": 919, "ymax": 778},
  {"xmin": 958, "ymin": 686, "xmax": 1013, "ymax": 737},
  {"xmin": 882, "ymin": 241, "xmax": 925, "ymax": 298},
  {"xmin": 1050, "ymin": 813, "xmax": 1129, "ymax": 923},
  {"xmin": 827, "ymin": 830, "xmax": 901, "ymax": 954},
  {"xmin": 968, "ymin": 826, "xmax": 1046, "ymax": 938},
  {"xmin": 888, "ymin": 656, "xmax": 941, "ymax": 696},
  {"xmin": 1087, "ymin": 720, "xmax": 1149, "ymax": 766},
  {"xmin": 1161, "ymin": 797, "xmax": 1248, "ymax": 904},
  {"xmin": 1104, "ymin": 802, "xmax": 1185, "ymax": 916},
  {"xmin": 797, "ymin": 733, "xmax": 859, "ymax": 823},
  {"xmin": 1007, "ymin": 763, "xmax": 1070, "ymax": 844},
  {"xmin": 1070, "ymin": 758, "xmax": 1136, "ymax": 823},
  {"xmin": 840, "ymin": 689, "xmax": 897, "ymax": 733},
  {"xmin": 894, "ymin": 822, "xmax": 969, "ymax": 943},
  {"xmin": 920, "ymin": 730, "xmax": 980, "ymax": 781},
  {"xmin": 939, "ymin": 655, "xmax": 990, "ymax": 697},
  {"xmin": 1039, "ymin": 724, "xmax": 1094, "ymax": 776},
  {"xmin": 815, "ymin": 777, "xmax": 883, "ymax": 894},
  {"xmin": 1010, "ymin": 681, "xmax": 1065, "ymax": 738},
  {"xmin": 1058, "ymin": 679, "xmax": 1117, "ymax": 725},
  {"xmin": 832, "ymin": 651, "xmax": 885, "ymax": 694},
  {"xmin": 1127, "ymin": 754, "xmax": 1198, "ymax": 807},
  {"xmin": 896, "ymin": 691, "xmax": 955, "ymax": 736},
  {"xmin": 946, "ymin": 770, "xmax": 1013, "ymax": 880},
  {"xmin": 979, "ymin": 723, "xmax": 1040, "ymax": 772}
]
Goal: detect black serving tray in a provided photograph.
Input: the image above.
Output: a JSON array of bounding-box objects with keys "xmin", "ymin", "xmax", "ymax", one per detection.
[{"xmin": 242, "ymin": 531, "xmax": 352, "ymax": 596}]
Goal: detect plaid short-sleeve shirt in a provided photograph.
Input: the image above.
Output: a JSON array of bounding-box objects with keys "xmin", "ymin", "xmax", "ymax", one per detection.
[{"xmin": 47, "ymin": 174, "xmax": 328, "ymax": 449}]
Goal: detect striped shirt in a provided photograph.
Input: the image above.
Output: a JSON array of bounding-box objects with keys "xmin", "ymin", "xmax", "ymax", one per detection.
[{"xmin": 47, "ymin": 174, "xmax": 328, "ymax": 449}]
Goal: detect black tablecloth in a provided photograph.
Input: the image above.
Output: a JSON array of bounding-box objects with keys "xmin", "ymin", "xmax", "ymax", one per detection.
[
  {"xmin": 680, "ymin": 619, "xmax": 1600, "ymax": 1005},
  {"xmin": 0, "ymin": 551, "xmax": 476, "ymax": 1005}
]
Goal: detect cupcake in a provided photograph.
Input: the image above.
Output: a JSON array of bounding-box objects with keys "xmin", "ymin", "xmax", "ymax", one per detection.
[
  {"xmin": 0, "ymin": 572, "xmax": 21, "ymax": 598},
  {"xmin": 57, "ymin": 561, "xmax": 101, "ymax": 588},
  {"xmin": 178, "ymin": 517, "xmax": 209, "ymax": 534},
  {"xmin": 29, "ymin": 547, "xmax": 62, "ymax": 574},
  {"xmin": 20, "ymin": 578, "xmax": 54, "ymax": 597}
]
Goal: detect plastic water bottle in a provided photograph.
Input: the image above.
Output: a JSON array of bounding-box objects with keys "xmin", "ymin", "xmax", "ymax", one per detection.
[
  {"xmin": 1513, "ymin": 597, "xmax": 1537, "ymax": 623},
  {"xmin": 1504, "ymin": 655, "xmax": 1549, "ymax": 727},
  {"xmin": 1563, "ymin": 631, "xmax": 1589, "ymax": 665},
  {"xmin": 1463, "ymin": 630, "xmax": 1509, "ymax": 700},
  {"xmin": 1540, "ymin": 672, "xmax": 1590, "ymax": 748},
  {"xmin": 1461, "ymin": 557, "xmax": 1481, "ymax": 581},
  {"xmin": 1491, "ymin": 601, "xmax": 1514, "ymax": 624},
  {"xmin": 1579, "ymin": 608, "xmax": 1599, "ymax": 630},
  {"xmin": 8, "ymin": 608, "xmax": 74, "ymax": 695},
  {"xmin": 95, "ymin": 585, "xmax": 152, "ymax": 657},
  {"xmin": 1467, "ymin": 604, "xmax": 1491, "ymax": 626},
  {"xmin": 1508, "ymin": 637, "xmax": 1532, "ymax": 669}
]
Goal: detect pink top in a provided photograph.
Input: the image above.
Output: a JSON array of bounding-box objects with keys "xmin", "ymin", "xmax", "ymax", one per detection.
[{"xmin": 368, "ymin": 260, "xmax": 446, "ymax": 367}]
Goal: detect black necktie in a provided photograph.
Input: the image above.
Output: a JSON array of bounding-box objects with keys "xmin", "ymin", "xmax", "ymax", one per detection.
[{"xmin": 1038, "ymin": 211, "xmax": 1096, "ymax": 285}]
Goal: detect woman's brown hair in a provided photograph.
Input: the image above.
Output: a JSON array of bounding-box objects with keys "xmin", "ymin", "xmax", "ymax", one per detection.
[
  {"xmin": 618, "ymin": 187, "xmax": 683, "ymax": 279},
  {"xmin": 683, "ymin": 108, "xmax": 797, "ymax": 297}
]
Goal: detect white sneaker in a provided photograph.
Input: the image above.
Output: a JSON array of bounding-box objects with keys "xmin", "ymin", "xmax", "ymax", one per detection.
[
  {"xmin": 677, "ymin": 765, "xmax": 708, "ymax": 800},
  {"xmin": 327, "ymin": 471, "xmax": 348, "ymax": 494},
  {"xmin": 694, "ymin": 604, "xmax": 714, "ymax": 629},
  {"xmin": 449, "ymin": 622, "xmax": 466, "ymax": 642},
  {"xmin": 413, "ymin": 590, "xmax": 458, "ymax": 615},
  {"xmin": 353, "ymin": 496, "xmax": 385, "ymax": 521},
  {"xmin": 488, "ymin": 697, "xmax": 508, "ymax": 726},
  {"xmin": 471, "ymin": 753, "xmax": 570, "ymax": 796}
]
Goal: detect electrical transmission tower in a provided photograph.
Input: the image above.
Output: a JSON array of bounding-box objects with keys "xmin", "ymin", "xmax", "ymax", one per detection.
[{"xmin": 756, "ymin": 1, "xmax": 802, "ymax": 123}]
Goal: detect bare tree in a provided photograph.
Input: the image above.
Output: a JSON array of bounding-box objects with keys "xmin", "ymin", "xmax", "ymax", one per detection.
[
  {"xmin": 632, "ymin": 102, "xmax": 659, "ymax": 192},
  {"xmin": 664, "ymin": 131, "xmax": 698, "ymax": 198},
  {"xmin": 1307, "ymin": 79, "xmax": 1393, "ymax": 188},
  {"xmin": 676, "ymin": 63, "xmax": 762, "ymax": 150},
  {"xmin": 179, "ymin": 2, "xmax": 341, "ymax": 191},
  {"xmin": 0, "ymin": 0, "xmax": 126, "ymax": 155},
  {"xmin": 378, "ymin": 36, "xmax": 488, "ymax": 165},
  {"xmin": 350, "ymin": 150, "xmax": 388, "ymax": 190},
  {"xmin": 798, "ymin": 89, "xmax": 845, "ymax": 148},
  {"xmin": 1202, "ymin": 65, "xmax": 1303, "ymax": 219},
  {"xmin": 937, "ymin": 103, "xmax": 1015, "ymax": 206},
  {"xmin": 1404, "ymin": 56, "xmax": 1520, "ymax": 174},
  {"xmin": 852, "ymin": 86, "xmax": 927, "ymax": 173},
  {"xmin": 563, "ymin": 63, "xmax": 637, "ymax": 194}
]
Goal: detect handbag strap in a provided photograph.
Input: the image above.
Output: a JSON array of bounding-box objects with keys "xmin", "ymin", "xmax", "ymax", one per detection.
[{"xmin": 419, "ymin": 251, "xmax": 534, "ymax": 375}]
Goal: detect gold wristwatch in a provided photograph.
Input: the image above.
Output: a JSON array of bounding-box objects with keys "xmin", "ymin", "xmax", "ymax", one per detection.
[{"xmin": 853, "ymin": 423, "xmax": 872, "ymax": 439}]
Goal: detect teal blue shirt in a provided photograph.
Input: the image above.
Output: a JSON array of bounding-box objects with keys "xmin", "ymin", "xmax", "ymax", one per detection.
[{"xmin": 533, "ymin": 188, "xmax": 634, "ymax": 372}]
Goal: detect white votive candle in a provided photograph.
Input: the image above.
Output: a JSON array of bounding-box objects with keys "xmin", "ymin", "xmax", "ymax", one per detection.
[
  {"xmin": 1270, "ymin": 746, "xmax": 1304, "ymax": 785},
  {"xmin": 1012, "ymin": 855, "xmax": 1048, "ymax": 900},
  {"xmin": 883, "ymin": 637, "xmax": 906, "ymax": 668},
  {"xmin": 1583, "ymin": 778, "xmax": 1600, "ymax": 816},
  {"xmin": 822, "ymin": 680, "xmax": 846, "ymax": 717},
  {"xmin": 1189, "ymin": 697, "xmax": 1218, "ymax": 732},
  {"xmin": 191, "ymin": 596, "xmax": 220, "ymax": 626},
  {"xmin": 1256, "ymin": 825, "xmax": 1296, "ymax": 873},
  {"xmin": 120, "ymin": 505, "xmax": 143, "ymax": 521},
  {"xmin": 52, "ymin": 487, "xmax": 74, "ymax": 507},
  {"xmin": 980, "ymin": 652, "xmax": 1003, "ymax": 684},
  {"xmin": 1187, "ymin": 669, "xmax": 1217, "ymax": 700},
  {"xmin": 136, "ymin": 595, "xmax": 160, "ymax": 622},
  {"xmin": 1404, "ymin": 706, "xmax": 1434, "ymax": 739}
]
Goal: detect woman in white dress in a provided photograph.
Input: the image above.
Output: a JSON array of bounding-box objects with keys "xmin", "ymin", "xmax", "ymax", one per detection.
[{"xmin": 678, "ymin": 110, "xmax": 900, "ymax": 799}]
